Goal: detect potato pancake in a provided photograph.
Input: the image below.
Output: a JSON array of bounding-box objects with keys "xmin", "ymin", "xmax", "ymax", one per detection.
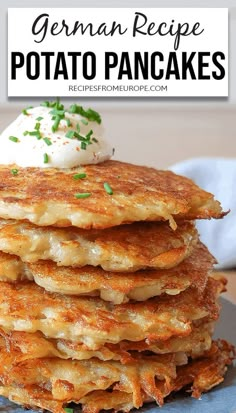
[
  {"xmin": 0, "ymin": 340, "xmax": 233, "ymax": 413},
  {"xmin": 0, "ymin": 219, "xmax": 198, "ymax": 271},
  {"xmin": 0, "ymin": 276, "xmax": 225, "ymax": 348},
  {"xmin": 0, "ymin": 161, "xmax": 225, "ymax": 228},
  {"xmin": 0, "ymin": 242, "xmax": 214, "ymax": 304},
  {"xmin": 0, "ymin": 321, "xmax": 214, "ymax": 363}
]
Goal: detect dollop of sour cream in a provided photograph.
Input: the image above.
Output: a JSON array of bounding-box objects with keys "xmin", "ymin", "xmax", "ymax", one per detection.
[{"xmin": 0, "ymin": 106, "xmax": 113, "ymax": 168}]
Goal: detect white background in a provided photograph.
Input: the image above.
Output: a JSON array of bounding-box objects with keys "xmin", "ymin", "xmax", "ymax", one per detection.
[
  {"xmin": 0, "ymin": 0, "xmax": 236, "ymax": 102},
  {"xmin": 8, "ymin": 8, "xmax": 228, "ymax": 97}
]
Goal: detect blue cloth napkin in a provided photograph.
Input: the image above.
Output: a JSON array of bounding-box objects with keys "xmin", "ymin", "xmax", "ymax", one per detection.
[{"xmin": 170, "ymin": 157, "xmax": 236, "ymax": 269}]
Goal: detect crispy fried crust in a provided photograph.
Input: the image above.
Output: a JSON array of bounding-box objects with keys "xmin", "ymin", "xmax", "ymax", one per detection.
[
  {"xmin": 81, "ymin": 340, "xmax": 235, "ymax": 413},
  {"xmin": 0, "ymin": 321, "xmax": 214, "ymax": 363},
  {"xmin": 0, "ymin": 161, "xmax": 226, "ymax": 228},
  {"xmin": 0, "ymin": 337, "xmax": 186, "ymax": 408},
  {"xmin": 0, "ymin": 341, "xmax": 234, "ymax": 413},
  {"xmin": 0, "ymin": 242, "xmax": 214, "ymax": 304},
  {"xmin": 0, "ymin": 219, "xmax": 198, "ymax": 271},
  {"xmin": 0, "ymin": 277, "xmax": 225, "ymax": 347}
]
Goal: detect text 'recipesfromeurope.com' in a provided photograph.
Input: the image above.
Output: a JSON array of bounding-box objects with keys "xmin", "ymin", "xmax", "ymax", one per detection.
[{"xmin": 68, "ymin": 84, "xmax": 168, "ymax": 93}]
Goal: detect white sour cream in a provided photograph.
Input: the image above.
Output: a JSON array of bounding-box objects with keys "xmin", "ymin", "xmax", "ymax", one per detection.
[{"xmin": 0, "ymin": 106, "xmax": 113, "ymax": 168}]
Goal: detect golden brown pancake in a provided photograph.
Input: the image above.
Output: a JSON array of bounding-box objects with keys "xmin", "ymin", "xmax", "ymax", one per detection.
[
  {"xmin": 0, "ymin": 242, "xmax": 214, "ymax": 304},
  {"xmin": 0, "ymin": 161, "xmax": 225, "ymax": 229},
  {"xmin": 0, "ymin": 340, "xmax": 234, "ymax": 413},
  {"xmin": 0, "ymin": 349, "xmax": 186, "ymax": 410},
  {"xmin": 80, "ymin": 341, "xmax": 235, "ymax": 413},
  {"xmin": 0, "ymin": 276, "xmax": 225, "ymax": 348},
  {"xmin": 0, "ymin": 219, "xmax": 198, "ymax": 271},
  {"xmin": 0, "ymin": 321, "xmax": 214, "ymax": 363}
]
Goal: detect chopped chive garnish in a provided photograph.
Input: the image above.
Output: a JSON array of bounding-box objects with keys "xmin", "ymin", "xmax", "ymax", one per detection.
[
  {"xmin": 76, "ymin": 123, "xmax": 80, "ymax": 133},
  {"xmin": 24, "ymin": 130, "xmax": 41, "ymax": 139},
  {"xmin": 28, "ymin": 131, "xmax": 41, "ymax": 139},
  {"xmin": 64, "ymin": 408, "xmax": 74, "ymax": 413},
  {"xmin": 43, "ymin": 153, "xmax": 49, "ymax": 164},
  {"xmin": 104, "ymin": 182, "xmax": 113, "ymax": 195},
  {"xmin": 81, "ymin": 119, "xmax": 88, "ymax": 125},
  {"xmin": 75, "ymin": 192, "xmax": 91, "ymax": 199},
  {"xmin": 41, "ymin": 99, "xmax": 64, "ymax": 110},
  {"xmin": 65, "ymin": 131, "xmax": 75, "ymax": 139},
  {"xmin": 43, "ymin": 137, "xmax": 52, "ymax": 146},
  {"xmin": 36, "ymin": 116, "xmax": 43, "ymax": 121},
  {"xmin": 86, "ymin": 130, "xmax": 93, "ymax": 140},
  {"xmin": 92, "ymin": 137, "xmax": 98, "ymax": 143},
  {"xmin": 49, "ymin": 109, "xmax": 65, "ymax": 117},
  {"xmin": 35, "ymin": 122, "xmax": 40, "ymax": 130},
  {"xmin": 28, "ymin": 131, "xmax": 39, "ymax": 136},
  {"xmin": 74, "ymin": 133, "xmax": 86, "ymax": 142},
  {"xmin": 68, "ymin": 104, "xmax": 101, "ymax": 124},
  {"xmin": 52, "ymin": 116, "xmax": 61, "ymax": 132},
  {"xmin": 9, "ymin": 136, "xmax": 19, "ymax": 142},
  {"xmin": 65, "ymin": 118, "xmax": 71, "ymax": 127},
  {"xmin": 69, "ymin": 104, "xmax": 77, "ymax": 114},
  {"xmin": 22, "ymin": 106, "xmax": 33, "ymax": 115},
  {"xmin": 73, "ymin": 173, "xmax": 87, "ymax": 180},
  {"xmin": 81, "ymin": 141, "xmax": 87, "ymax": 150},
  {"xmin": 11, "ymin": 168, "xmax": 18, "ymax": 176},
  {"xmin": 41, "ymin": 101, "xmax": 50, "ymax": 107}
]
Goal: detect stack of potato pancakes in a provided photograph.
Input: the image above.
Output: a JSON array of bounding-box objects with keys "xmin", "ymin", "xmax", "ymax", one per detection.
[{"xmin": 0, "ymin": 160, "xmax": 234, "ymax": 413}]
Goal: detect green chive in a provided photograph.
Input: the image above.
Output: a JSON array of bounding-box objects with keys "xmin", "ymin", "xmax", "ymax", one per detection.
[
  {"xmin": 86, "ymin": 130, "xmax": 93, "ymax": 140},
  {"xmin": 41, "ymin": 101, "xmax": 50, "ymax": 107},
  {"xmin": 69, "ymin": 104, "xmax": 77, "ymax": 114},
  {"xmin": 43, "ymin": 153, "xmax": 49, "ymax": 164},
  {"xmin": 81, "ymin": 119, "xmax": 88, "ymax": 125},
  {"xmin": 41, "ymin": 99, "xmax": 64, "ymax": 109},
  {"xmin": 11, "ymin": 168, "xmax": 19, "ymax": 176},
  {"xmin": 52, "ymin": 116, "xmax": 61, "ymax": 132},
  {"xmin": 65, "ymin": 118, "xmax": 71, "ymax": 127},
  {"xmin": 75, "ymin": 192, "xmax": 91, "ymax": 199},
  {"xmin": 81, "ymin": 141, "xmax": 87, "ymax": 150},
  {"xmin": 23, "ymin": 131, "xmax": 29, "ymax": 136},
  {"xmin": 104, "ymin": 182, "xmax": 113, "ymax": 195},
  {"xmin": 73, "ymin": 173, "xmax": 87, "ymax": 180},
  {"xmin": 9, "ymin": 136, "xmax": 19, "ymax": 142},
  {"xmin": 28, "ymin": 131, "xmax": 41, "ymax": 139},
  {"xmin": 36, "ymin": 116, "xmax": 43, "ymax": 121},
  {"xmin": 34, "ymin": 122, "xmax": 40, "ymax": 130},
  {"xmin": 43, "ymin": 137, "xmax": 52, "ymax": 146},
  {"xmin": 22, "ymin": 106, "xmax": 33, "ymax": 115},
  {"xmin": 76, "ymin": 123, "xmax": 80, "ymax": 133},
  {"xmin": 68, "ymin": 104, "xmax": 101, "ymax": 124},
  {"xmin": 49, "ymin": 109, "xmax": 65, "ymax": 117},
  {"xmin": 65, "ymin": 131, "xmax": 75, "ymax": 139},
  {"xmin": 74, "ymin": 132, "xmax": 86, "ymax": 142},
  {"xmin": 64, "ymin": 408, "xmax": 74, "ymax": 413},
  {"xmin": 29, "ymin": 131, "xmax": 40, "ymax": 136}
]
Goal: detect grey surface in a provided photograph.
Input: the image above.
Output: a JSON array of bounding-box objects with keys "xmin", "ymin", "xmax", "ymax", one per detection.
[{"xmin": 0, "ymin": 298, "xmax": 235, "ymax": 413}]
